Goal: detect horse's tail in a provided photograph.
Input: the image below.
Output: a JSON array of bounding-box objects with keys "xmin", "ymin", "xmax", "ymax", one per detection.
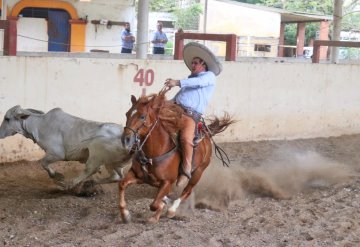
[
  {"xmin": 204, "ymin": 112, "xmax": 236, "ymax": 167},
  {"xmin": 206, "ymin": 112, "xmax": 236, "ymax": 137}
]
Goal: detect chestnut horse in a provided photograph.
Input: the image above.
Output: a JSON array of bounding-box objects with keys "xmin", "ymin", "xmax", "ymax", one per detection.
[{"xmin": 119, "ymin": 88, "xmax": 234, "ymax": 223}]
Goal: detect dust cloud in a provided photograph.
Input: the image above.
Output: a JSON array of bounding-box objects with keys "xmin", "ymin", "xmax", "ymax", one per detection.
[{"xmin": 193, "ymin": 149, "xmax": 354, "ymax": 211}]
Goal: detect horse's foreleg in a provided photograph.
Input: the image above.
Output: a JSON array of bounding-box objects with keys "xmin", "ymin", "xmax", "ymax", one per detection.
[
  {"xmin": 148, "ymin": 181, "xmax": 172, "ymax": 223},
  {"xmin": 118, "ymin": 169, "xmax": 140, "ymax": 223},
  {"xmin": 167, "ymin": 166, "xmax": 204, "ymax": 218}
]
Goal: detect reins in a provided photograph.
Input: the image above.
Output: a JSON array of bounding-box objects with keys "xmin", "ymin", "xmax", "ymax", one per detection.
[
  {"xmin": 124, "ymin": 109, "xmax": 177, "ymax": 169},
  {"xmin": 138, "ymin": 118, "xmax": 158, "ymax": 150},
  {"xmin": 203, "ymin": 121, "xmax": 231, "ymax": 167}
]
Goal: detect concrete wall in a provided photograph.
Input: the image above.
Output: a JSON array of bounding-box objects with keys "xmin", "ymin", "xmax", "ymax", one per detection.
[{"xmin": 1, "ymin": 56, "xmax": 360, "ymax": 162}]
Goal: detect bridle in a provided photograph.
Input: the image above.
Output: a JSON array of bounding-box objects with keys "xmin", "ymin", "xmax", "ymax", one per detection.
[
  {"xmin": 124, "ymin": 115, "xmax": 159, "ymax": 152},
  {"xmin": 124, "ymin": 107, "xmax": 178, "ymax": 176}
]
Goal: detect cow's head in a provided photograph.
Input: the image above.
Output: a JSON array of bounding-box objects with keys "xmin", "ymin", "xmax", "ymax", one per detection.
[{"xmin": 0, "ymin": 105, "xmax": 38, "ymax": 139}]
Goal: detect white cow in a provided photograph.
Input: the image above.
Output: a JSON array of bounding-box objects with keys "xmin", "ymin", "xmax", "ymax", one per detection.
[{"xmin": 0, "ymin": 105, "xmax": 131, "ymax": 190}]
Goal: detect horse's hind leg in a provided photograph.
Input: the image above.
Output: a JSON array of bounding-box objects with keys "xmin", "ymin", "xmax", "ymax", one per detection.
[
  {"xmin": 148, "ymin": 180, "xmax": 172, "ymax": 223},
  {"xmin": 119, "ymin": 169, "xmax": 141, "ymax": 223}
]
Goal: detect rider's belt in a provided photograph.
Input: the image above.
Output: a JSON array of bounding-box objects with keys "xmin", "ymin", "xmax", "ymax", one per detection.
[{"xmin": 176, "ymin": 102, "xmax": 202, "ymax": 121}]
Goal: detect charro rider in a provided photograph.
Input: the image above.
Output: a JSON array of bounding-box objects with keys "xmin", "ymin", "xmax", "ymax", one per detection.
[{"xmin": 164, "ymin": 42, "xmax": 222, "ymax": 187}]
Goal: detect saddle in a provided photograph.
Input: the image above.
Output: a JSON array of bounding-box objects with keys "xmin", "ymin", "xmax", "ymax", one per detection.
[
  {"xmin": 194, "ymin": 119, "xmax": 206, "ymax": 145},
  {"xmin": 180, "ymin": 105, "xmax": 206, "ymax": 145},
  {"xmin": 170, "ymin": 115, "xmax": 207, "ymax": 147}
]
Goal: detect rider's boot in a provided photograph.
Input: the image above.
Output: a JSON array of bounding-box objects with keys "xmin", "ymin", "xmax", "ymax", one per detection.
[{"xmin": 177, "ymin": 115, "xmax": 195, "ymax": 187}]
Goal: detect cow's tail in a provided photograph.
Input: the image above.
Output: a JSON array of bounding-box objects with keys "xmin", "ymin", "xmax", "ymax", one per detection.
[{"xmin": 204, "ymin": 113, "xmax": 236, "ymax": 167}]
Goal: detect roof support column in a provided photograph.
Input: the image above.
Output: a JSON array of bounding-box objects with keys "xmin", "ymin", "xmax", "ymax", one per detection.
[
  {"xmin": 296, "ymin": 22, "xmax": 305, "ymax": 57},
  {"xmin": 331, "ymin": 0, "xmax": 342, "ymax": 63},
  {"xmin": 319, "ymin": 20, "xmax": 330, "ymax": 60},
  {"xmin": 278, "ymin": 22, "xmax": 285, "ymax": 57},
  {"xmin": 2, "ymin": 17, "xmax": 17, "ymax": 55},
  {"xmin": 136, "ymin": 0, "xmax": 149, "ymax": 59}
]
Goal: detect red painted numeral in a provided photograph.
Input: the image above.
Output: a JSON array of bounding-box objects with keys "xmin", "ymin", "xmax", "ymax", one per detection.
[
  {"xmin": 133, "ymin": 69, "xmax": 154, "ymax": 87},
  {"xmin": 144, "ymin": 69, "xmax": 154, "ymax": 86},
  {"xmin": 134, "ymin": 69, "xmax": 145, "ymax": 86}
]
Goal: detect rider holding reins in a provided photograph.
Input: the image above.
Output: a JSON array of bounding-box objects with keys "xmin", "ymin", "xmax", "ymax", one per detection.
[{"xmin": 164, "ymin": 42, "xmax": 223, "ymax": 187}]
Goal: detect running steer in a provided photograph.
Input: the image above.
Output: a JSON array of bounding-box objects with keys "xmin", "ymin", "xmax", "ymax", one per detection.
[{"xmin": 0, "ymin": 105, "xmax": 131, "ymax": 190}]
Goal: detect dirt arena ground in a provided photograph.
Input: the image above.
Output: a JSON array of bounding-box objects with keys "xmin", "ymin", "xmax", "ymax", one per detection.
[{"xmin": 1, "ymin": 134, "xmax": 360, "ymax": 247}]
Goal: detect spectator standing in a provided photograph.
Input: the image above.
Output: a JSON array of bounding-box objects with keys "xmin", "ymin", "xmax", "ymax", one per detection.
[
  {"xmin": 121, "ymin": 22, "xmax": 135, "ymax": 54},
  {"xmin": 151, "ymin": 21, "xmax": 168, "ymax": 54}
]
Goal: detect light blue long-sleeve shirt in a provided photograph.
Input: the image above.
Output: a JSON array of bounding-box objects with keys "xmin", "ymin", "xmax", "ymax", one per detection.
[
  {"xmin": 121, "ymin": 29, "xmax": 134, "ymax": 49},
  {"xmin": 174, "ymin": 71, "xmax": 216, "ymax": 114},
  {"xmin": 152, "ymin": 31, "xmax": 168, "ymax": 48}
]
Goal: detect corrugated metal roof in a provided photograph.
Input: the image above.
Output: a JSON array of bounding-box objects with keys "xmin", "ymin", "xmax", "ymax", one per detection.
[{"xmin": 214, "ymin": 0, "xmax": 333, "ymax": 23}]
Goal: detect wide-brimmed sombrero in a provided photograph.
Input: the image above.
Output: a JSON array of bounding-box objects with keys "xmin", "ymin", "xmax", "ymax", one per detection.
[{"xmin": 183, "ymin": 42, "xmax": 223, "ymax": 76}]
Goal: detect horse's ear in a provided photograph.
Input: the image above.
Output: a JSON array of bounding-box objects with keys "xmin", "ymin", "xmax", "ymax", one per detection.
[{"xmin": 131, "ymin": 95, "xmax": 137, "ymax": 105}]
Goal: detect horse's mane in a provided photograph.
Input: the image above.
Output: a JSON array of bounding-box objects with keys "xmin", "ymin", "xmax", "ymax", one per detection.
[{"xmin": 138, "ymin": 92, "xmax": 184, "ymax": 135}]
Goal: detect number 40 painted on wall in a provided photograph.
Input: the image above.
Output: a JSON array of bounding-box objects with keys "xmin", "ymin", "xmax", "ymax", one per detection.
[{"xmin": 133, "ymin": 69, "xmax": 154, "ymax": 87}]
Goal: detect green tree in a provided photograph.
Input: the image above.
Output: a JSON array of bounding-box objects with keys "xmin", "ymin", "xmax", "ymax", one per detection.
[
  {"xmin": 236, "ymin": 0, "xmax": 333, "ymax": 14},
  {"xmin": 343, "ymin": 0, "xmax": 360, "ymax": 31},
  {"xmin": 173, "ymin": 3, "xmax": 203, "ymax": 30},
  {"xmin": 343, "ymin": 13, "xmax": 360, "ymax": 30},
  {"xmin": 149, "ymin": 0, "xmax": 176, "ymax": 12},
  {"xmin": 149, "ymin": 0, "xmax": 203, "ymax": 30}
]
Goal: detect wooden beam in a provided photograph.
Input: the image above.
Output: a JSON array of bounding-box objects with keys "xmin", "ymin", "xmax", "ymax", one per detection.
[
  {"xmin": 90, "ymin": 20, "xmax": 127, "ymax": 26},
  {"xmin": 312, "ymin": 40, "xmax": 360, "ymax": 63},
  {"xmin": 174, "ymin": 32, "xmax": 237, "ymax": 61}
]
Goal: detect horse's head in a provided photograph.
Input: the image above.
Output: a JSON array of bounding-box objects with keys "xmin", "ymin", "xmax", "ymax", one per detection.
[{"xmin": 122, "ymin": 94, "xmax": 162, "ymax": 151}]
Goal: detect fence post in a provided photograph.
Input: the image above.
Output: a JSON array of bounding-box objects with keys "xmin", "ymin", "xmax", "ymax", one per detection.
[{"xmin": 174, "ymin": 32, "xmax": 184, "ymax": 60}]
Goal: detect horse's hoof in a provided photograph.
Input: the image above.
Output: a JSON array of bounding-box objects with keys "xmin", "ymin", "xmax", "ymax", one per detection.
[
  {"xmin": 167, "ymin": 210, "xmax": 176, "ymax": 219},
  {"xmin": 147, "ymin": 217, "xmax": 159, "ymax": 224},
  {"xmin": 121, "ymin": 211, "xmax": 131, "ymax": 223}
]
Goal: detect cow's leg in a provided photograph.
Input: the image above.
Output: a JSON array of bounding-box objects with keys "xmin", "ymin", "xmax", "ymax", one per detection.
[
  {"xmin": 65, "ymin": 157, "xmax": 101, "ymax": 190},
  {"xmin": 40, "ymin": 155, "xmax": 64, "ymax": 184},
  {"xmin": 114, "ymin": 165, "xmax": 125, "ymax": 179},
  {"xmin": 92, "ymin": 164, "xmax": 124, "ymax": 185},
  {"xmin": 74, "ymin": 143, "xmax": 130, "ymax": 188}
]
